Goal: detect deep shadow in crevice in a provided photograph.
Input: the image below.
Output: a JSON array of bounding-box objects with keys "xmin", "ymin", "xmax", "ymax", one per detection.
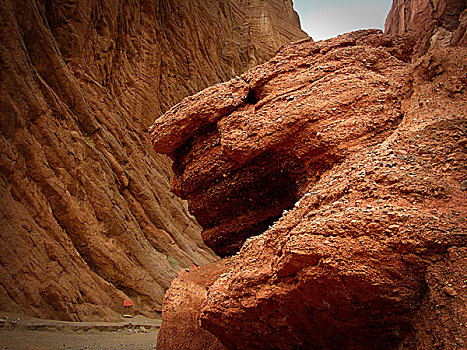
[{"xmin": 246, "ymin": 88, "xmax": 260, "ymax": 105}]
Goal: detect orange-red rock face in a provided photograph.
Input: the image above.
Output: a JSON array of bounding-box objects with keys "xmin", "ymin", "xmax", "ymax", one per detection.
[
  {"xmin": 401, "ymin": 247, "xmax": 467, "ymax": 349},
  {"xmin": 0, "ymin": 0, "xmax": 307, "ymax": 321},
  {"xmin": 151, "ymin": 30, "xmax": 466, "ymax": 349},
  {"xmin": 156, "ymin": 260, "xmax": 232, "ymax": 350},
  {"xmin": 151, "ymin": 30, "xmax": 415, "ymax": 257},
  {"xmin": 385, "ymin": 0, "xmax": 466, "ymax": 56}
]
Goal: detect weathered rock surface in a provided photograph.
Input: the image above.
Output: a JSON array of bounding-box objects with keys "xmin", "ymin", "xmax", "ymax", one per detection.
[
  {"xmin": 385, "ymin": 0, "xmax": 467, "ymax": 56},
  {"xmin": 151, "ymin": 30, "xmax": 466, "ymax": 349},
  {"xmin": 0, "ymin": 0, "xmax": 307, "ymax": 321},
  {"xmin": 151, "ymin": 29, "xmax": 415, "ymax": 256},
  {"xmin": 156, "ymin": 260, "xmax": 232, "ymax": 350},
  {"xmin": 401, "ymin": 247, "xmax": 467, "ymax": 349}
]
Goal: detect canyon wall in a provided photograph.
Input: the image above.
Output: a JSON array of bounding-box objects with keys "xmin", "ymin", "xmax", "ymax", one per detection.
[
  {"xmin": 385, "ymin": 0, "xmax": 466, "ymax": 56},
  {"xmin": 0, "ymin": 0, "xmax": 307, "ymax": 321},
  {"xmin": 152, "ymin": 29, "xmax": 466, "ymax": 349}
]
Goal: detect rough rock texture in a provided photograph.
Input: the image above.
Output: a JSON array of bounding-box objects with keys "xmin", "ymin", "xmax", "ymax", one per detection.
[
  {"xmin": 0, "ymin": 0, "xmax": 306, "ymax": 321},
  {"xmin": 156, "ymin": 260, "xmax": 232, "ymax": 350},
  {"xmin": 385, "ymin": 0, "xmax": 467, "ymax": 56},
  {"xmin": 151, "ymin": 29, "xmax": 415, "ymax": 257},
  {"xmin": 151, "ymin": 30, "xmax": 466, "ymax": 349},
  {"xmin": 400, "ymin": 247, "xmax": 467, "ymax": 349}
]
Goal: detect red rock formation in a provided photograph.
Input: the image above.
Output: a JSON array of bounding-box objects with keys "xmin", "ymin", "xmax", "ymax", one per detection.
[
  {"xmin": 385, "ymin": 0, "xmax": 466, "ymax": 56},
  {"xmin": 156, "ymin": 260, "xmax": 232, "ymax": 350},
  {"xmin": 239, "ymin": 0, "xmax": 308, "ymax": 60},
  {"xmin": 400, "ymin": 247, "xmax": 467, "ymax": 349},
  {"xmin": 0, "ymin": 0, "xmax": 307, "ymax": 321},
  {"xmin": 151, "ymin": 30, "xmax": 466, "ymax": 349},
  {"xmin": 151, "ymin": 30, "xmax": 415, "ymax": 257}
]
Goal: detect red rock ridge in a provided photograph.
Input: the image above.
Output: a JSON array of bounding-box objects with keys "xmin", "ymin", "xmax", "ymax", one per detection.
[
  {"xmin": 0, "ymin": 0, "xmax": 307, "ymax": 321},
  {"xmin": 151, "ymin": 29, "xmax": 466, "ymax": 349},
  {"xmin": 385, "ymin": 0, "xmax": 466, "ymax": 56}
]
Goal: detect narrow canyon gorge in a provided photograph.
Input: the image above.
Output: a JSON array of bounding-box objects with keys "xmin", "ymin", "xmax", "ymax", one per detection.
[{"xmin": 0, "ymin": 0, "xmax": 307, "ymax": 321}]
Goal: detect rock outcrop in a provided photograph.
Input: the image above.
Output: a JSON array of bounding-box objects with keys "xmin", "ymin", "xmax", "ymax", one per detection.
[
  {"xmin": 385, "ymin": 0, "xmax": 466, "ymax": 56},
  {"xmin": 0, "ymin": 0, "xmax": 307, "ymax": 321},
  {"xmin": 151, "ymin": 30, "xmax": 415, "ymax": 257},
  {"xmin": 151, "ymin": 29, "xmax": 466, "ymax": 349},
  {"xmin": 156, "ymin": 260, "xmax": 232, "ymax": 350}
]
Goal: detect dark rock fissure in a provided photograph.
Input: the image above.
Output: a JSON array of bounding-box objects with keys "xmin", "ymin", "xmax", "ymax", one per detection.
[{"xmin": 246, "ymin": 88, "xmax": 260, "ymax": 105}]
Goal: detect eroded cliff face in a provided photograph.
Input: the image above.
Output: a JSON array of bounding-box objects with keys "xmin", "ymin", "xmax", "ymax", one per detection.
[
  {"xmin": 385, "ymin": 0, "xmax": 467, "ymax": 56},
  {"xmin": 0, "ymin": 0, "xmax": 307, "ymax": 321},
  {"xmin": 151, "ymin": 30, "xmax": 466, "ymax": 349}
]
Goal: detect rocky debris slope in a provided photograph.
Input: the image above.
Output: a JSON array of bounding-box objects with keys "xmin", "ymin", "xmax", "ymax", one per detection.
[
  {"xmin": 0, "ymin": 0, "xmax": 306, "ymax": 321},
  {"xmin": 385, "ymin": 0, "xmax": 466, "ymax": 56},
  {"xmin": 401, "ymin": 247, "xmax": 467, "ymax": 349},
  {"xmin": 151, "ymin": 30, "xmax": 466, "ymax": 349}
]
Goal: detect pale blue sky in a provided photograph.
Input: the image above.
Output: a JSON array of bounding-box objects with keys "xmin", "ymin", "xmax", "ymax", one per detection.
[{"xmin": 293, "ymin": 0, "xmax": 393, "ymax": 41}]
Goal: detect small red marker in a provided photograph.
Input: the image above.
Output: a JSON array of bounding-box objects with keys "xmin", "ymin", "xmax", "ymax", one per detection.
[{"xmin": 123, "ymin": 299, "xmax": 133, "ymax": 318}]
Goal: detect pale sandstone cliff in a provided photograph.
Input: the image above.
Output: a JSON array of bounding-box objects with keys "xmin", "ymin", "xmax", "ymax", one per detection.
[
  {"xmin": 385, "ymin": 0, "xmax": 466, "ymax": 56},
  {"xmin": 0, "ymin": 0, "xmax": 307, "ymax": 321}
]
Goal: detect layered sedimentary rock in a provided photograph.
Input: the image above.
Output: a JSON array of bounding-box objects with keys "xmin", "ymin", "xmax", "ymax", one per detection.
[
  {"xmin": 151, "ymin": 30, "xmax": 415, "ymax": 257},
  {"xmin": 0, "ymin": 0, "xmax": 306, "ymax": 321},
  {"xmin": 385, "ymin": 0, "xmax": 466, "ymax": 56},
  {"xmin": 151, "ymin": 30, "xmax": 466, "ymax": 349},
  {"xmin": 238, "ymin": 0, "xmax": 308, "ymax": 60}
]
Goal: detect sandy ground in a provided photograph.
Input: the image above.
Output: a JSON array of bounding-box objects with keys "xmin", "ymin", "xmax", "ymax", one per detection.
[
  {"xmin": 0, "ymin": 313, "xmax": 159, "ymax": 350},
  {"xmin": 0, "ymin": 329, "xmax": 157, "ymax": 350}
]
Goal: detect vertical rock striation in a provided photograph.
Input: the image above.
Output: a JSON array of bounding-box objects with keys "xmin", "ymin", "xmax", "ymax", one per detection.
[
  {"xmin": 0, "ymin": 0, "xmax": 307, "ymax": 321},
  {"xmin": 385, "ymin": 0, "xmax": 466, "ymax": 56}
]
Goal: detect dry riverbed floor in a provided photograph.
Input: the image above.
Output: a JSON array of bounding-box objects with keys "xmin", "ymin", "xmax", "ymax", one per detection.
[{"xmin": 0, "ymin": 313, "xmax": 159, "ymax": 350}]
